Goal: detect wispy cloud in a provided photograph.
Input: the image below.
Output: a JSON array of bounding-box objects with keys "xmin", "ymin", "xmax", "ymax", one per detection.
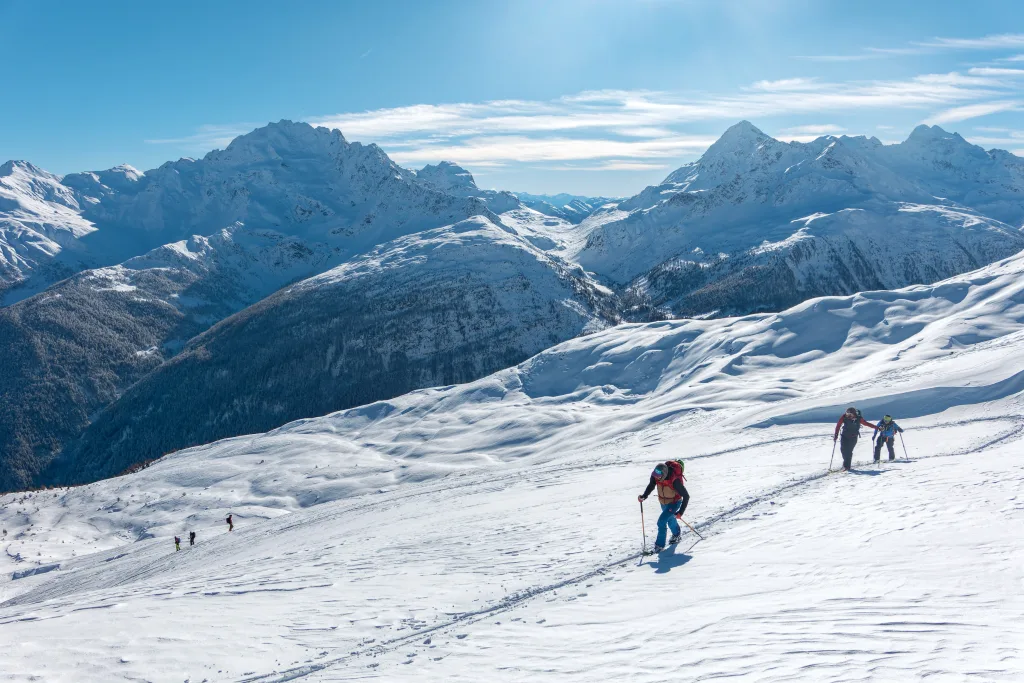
[
  {"xmin": 775, "ymin": 124, "xmax": 847, "ymax": 142},
  {"xmin": 748, "ymin": 78, "xmax": 820, "ymax": 91},
  {"xmin": 383, "ymin": 135, "xmax": 718, "ymax": 166},
  {"xmin": 312, "ymin": 71, "xmax": 1006, "ymax": 145},
  {"xmin": 926, "ymin": 100, "xmax": 1022, "ymax": 124},
  {"xmin": 542, "ymin": 161, "xmax": 672, "ymax": 172},
  {"xmin": 151, "ymin": 55, "xmax": 1024, "ymax": 172},
  {"xmin": 917, "ymin": 33, "xmax": 1024, "ymax": 50},
  {"xmin": 145, "ymin": 124, "xmax": 253, "ymax": 152},
  {"xmin": 799, "ymin": 32, "xmax": 1024, "ymax": 62},
  {"xmin": 967, "ymin": 67, "xmax": 1024, "ymax": 77}
]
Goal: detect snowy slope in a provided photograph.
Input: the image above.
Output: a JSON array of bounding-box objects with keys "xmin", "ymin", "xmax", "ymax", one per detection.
[
  {"xmin": 49, "ymin": 216, "xmax": 618, "ymax": 485},
  {"xmin": 577, "ymin": 122, "xmax": 1024, "ymax": 316},
  {"xmin": 1, "ymin": 249, "xmax": 1022, "ymax": 681}
]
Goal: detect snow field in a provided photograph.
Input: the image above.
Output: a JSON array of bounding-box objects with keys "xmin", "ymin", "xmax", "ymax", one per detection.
[
  {"xmin": 1, "ymin": 248, "xmax": 1023, "ymax": 681},
  {"xmin": 1, "ymin": 398, "xmax": 1021, "ymax": 681}
]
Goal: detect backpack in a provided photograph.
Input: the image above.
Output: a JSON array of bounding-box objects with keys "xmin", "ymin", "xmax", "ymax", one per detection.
[
  {"xmin": 666, "ymin": 459, "xmax": 686, "ymax": 484},
  {"xmin": 842, "ymin": 409, "xmax": 863, "ymax": 437}
]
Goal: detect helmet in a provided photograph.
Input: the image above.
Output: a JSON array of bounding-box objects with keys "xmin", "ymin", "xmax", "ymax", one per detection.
[
  {"xmin": 883, "ymin": 415, "xmax": 892, "ymax": 423},
  {"xmin": 846, "ymin": 407, "xmax": 857, "ymax": 415},
  {"xmin": 652, "ymin": 464, "xmax": 667, "ymax": 480}
]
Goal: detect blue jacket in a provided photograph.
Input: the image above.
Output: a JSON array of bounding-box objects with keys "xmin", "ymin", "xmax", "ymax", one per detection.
[{"xmin": 875, "ymin": 419, "xmax": 903, "ymax": 438}]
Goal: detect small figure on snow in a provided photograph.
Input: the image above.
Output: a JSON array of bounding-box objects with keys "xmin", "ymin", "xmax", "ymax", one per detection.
[
  {"xmin": 834, "ymin": 407, "xmax": 877, "ymax": 471},
  {"xmin": 226, "ymin": 514, "xmax": 233, "ymax": 532},
  {"xmin": 189, "ymin": 530, "xmax": 196, "ymax": 546},
  {"xmin": 873, "ymin": 415, "xmax": 904, "ymax": 462},
  {"xmin": 638, "ymin": 461, "xmax": 690, "ymax": 553},
  {"xmin": 174, "ymin": 536, "xmax": 181, "ymax": 551}
]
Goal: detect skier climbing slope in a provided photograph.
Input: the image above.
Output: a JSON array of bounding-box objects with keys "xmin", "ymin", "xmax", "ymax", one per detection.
[{"xmin": 638, "ymin": 461, "xmax": 690, "ymax": 552}]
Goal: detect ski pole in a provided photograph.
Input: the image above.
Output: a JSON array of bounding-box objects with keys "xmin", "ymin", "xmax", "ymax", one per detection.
[
  {"xmin": 899, "ymin": 432, "xmax": 910, "ymax": 461},
  {"xmin": 680, "ymin": 517, "xmax": 704, "ymax": 541},
  {"xmin": 640, "ymin": 500, "xmax": 648, "ymax": 554},
  {"xmin": 828, "ymin": 439, "xmax": 837, "ymax": 472}
]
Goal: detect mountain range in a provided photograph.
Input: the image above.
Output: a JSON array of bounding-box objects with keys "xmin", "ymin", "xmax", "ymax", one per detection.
[{"xmin": 0, "ymin": 119, "xmax": 1021, "ymax": 491}]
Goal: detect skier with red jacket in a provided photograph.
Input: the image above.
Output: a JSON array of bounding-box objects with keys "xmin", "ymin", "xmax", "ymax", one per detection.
[
  {"xmin": 833, "ymin": 407, "xmax": 877, "ymax": 471},
  {"xmin": 638, "ymin": 461, "xmax": 690, "ymax": 552}
]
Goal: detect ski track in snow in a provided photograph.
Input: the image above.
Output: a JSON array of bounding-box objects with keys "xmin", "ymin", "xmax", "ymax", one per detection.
[{"xmin": 238, "ymin": 413, "xmax": 1024, "ymax": 682}]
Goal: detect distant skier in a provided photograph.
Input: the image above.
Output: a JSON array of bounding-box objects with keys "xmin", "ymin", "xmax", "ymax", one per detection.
[
  {"xmin": 189, "ymin": 530, "xmax": 196, "ymax": 546},
  {"xmin": 638, "ymin": 461, "xmax": 690, "ymax": 553},
  {"xmin": 174, "ymin": 536, "xmax": 181, "ymax": 551},
  {"xmin": 226, "ymin": 514, "xmax": 233, "ymax": 532},
  {"xmin": 873, "ymin": 415, "xmax": 904, "ymax": 462},
  {"xmin": 833, "ymin": 407, "xmax": 877, "ymax": 471}
]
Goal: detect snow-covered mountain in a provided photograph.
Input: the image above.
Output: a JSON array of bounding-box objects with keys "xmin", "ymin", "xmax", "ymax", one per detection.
[
  {"xmin": 0, "ymin": 161, "xmax": 98, "ymax": 297},
  {"xmin": 46, "ymin": 216, "xmax": 617, "ymax": 486},
  {"xmin": 4, "ymin": 119, "xmax": 1023, "ymax": 495},
  {"xmin": 515, "ymin": 191, "xmax": 617, "ymax": 224},
  {"xmin": 577, "ymin": 122, "xmax": 1024, "ymax": 316},
  {"xmin": 415, "ymin": 161, "xmax": 521, "ymax": 213},
  {"xmin": 2, "ymin": 246, "xmax": 1022, "ymax": 681},
  {"xmin": 0, "ymin": 223, "xmax": 335, "ymax": 492},
  {"xmin": 0, "ymin": 123, "xmax": 599, "ymax": 491},
  {"xmin": 1, "ymin": 121, "xmax": 498, "ymax": 302}
]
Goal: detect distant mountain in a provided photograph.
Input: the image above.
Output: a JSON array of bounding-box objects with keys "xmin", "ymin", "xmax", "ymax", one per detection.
[
  {"xmin": 49, "ymin": 217, "xmax": 618, "ymax": 485},
  {"xmin": 0, "ymin": 122, "xmax": 589, "ymax": 491},
  {"xmin": 575, "ymin": 122, "xmax": 1024, "ymax": 316},
  {"xmin": 3, "ymin": 119, "xmax": 1023, "ymax": 492},
  {"xmin": 515, "ymin": 191, "xmax": 617, "ymax": 224},
  {"xmin": 1, "ymin": 122, "xmax": 497, "ymax": 303}
]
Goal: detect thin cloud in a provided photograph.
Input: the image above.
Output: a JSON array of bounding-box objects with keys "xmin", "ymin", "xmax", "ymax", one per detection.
[
  {"xmin": 926, "ymin": 100, "xmax": 1022, "ymax": 124},
  {"xmin": 385, "ymin": 135, "xmax": 718, "ymax": 166},
  {"xmin": 151, "ymin": 63, "xmax": 1024, "ymax": 172},
  {"xmin": 145, "ymin": 124, "xmax": 252, "ymax": 151},
  {"xmin": 748, "ymin": 78, "xmax": 820, "ymax": 91},
  {"xmin": 917, "ymin": 33, "xmax": 1024, "ymax": 50},
  {"xmin": 798, "ymin": 32, "xmax": 1024, "ymax": 62},
  {"xmin": 543, "ymin": 161, "xmax": 671, "ymax": 172},
  {"xmin": 775, "ymin": 124, "xmax": 847, "ymax": 142},
  {"xmin": 967, "ymin": 67, "xmax": 1024, "ymax": 77}
]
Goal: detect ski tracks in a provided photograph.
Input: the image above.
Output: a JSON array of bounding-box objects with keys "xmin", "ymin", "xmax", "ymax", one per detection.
[{"xmin": 240, "ymin": 412, "xmax": 1024, "ymax": 682}]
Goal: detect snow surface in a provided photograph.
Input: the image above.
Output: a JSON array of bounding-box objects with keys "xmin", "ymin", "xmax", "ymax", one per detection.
[{"xmin": 1, "ymin": 249, "xmax": 1023, "ymax": 681}]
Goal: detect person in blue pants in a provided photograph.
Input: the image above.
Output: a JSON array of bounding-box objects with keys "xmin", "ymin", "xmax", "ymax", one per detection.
[
  {"xmin": 638, "ymin": 461, "xmax": 690, "ymax": 552},
  {"xmin": 873, "ymin": 414, "xmax": 905, "ymax": 462}
]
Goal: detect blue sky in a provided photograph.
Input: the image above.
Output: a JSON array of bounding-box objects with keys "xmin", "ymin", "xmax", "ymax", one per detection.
[{"xmin": 1, "ymin": 0, "xmax": 1022, "ymax": 195}]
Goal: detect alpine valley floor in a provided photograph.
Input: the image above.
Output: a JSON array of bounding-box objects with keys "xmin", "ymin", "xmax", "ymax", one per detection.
[{"xmin": 1, "ymin": 254, "xmax": 1024, "ymax": 682}]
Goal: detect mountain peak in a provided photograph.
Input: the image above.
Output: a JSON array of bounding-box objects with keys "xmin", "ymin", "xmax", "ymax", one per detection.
[
  {"xmin": 216, "ymin": 120, "xmax": 348, "ymax": 163},
  {"xmin": 0, "ymin": 159, "xmax": 49, "ymax": 178},
  {"xmin": 417, "ymin": 161, "xmax": 479, "ymax": 192},
  {"xmin": 906, "ymin": 124, "xmax": 955, "ymax": 144},
  {"xmin": 723, "ymin": 120, "xmax": 767, "ymax": 139},
  {"xmin": 701, "ymin": 121, "xmax": 774, "ymax": 160}
]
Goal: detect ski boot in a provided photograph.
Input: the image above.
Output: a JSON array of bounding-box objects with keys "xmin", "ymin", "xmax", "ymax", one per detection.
[
  {"xmin": 653, "ymin": 544, "xmax": 665, "ymax": 553},
  {"xmin": 669, "ymin": 534, "xmax": 682, "ymax": 545}
]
